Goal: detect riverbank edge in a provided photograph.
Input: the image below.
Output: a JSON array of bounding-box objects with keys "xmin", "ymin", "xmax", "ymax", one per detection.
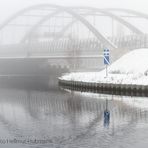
[{"xmin": 58, "ymin": 79, "xmax": 148, "ymax": 97}]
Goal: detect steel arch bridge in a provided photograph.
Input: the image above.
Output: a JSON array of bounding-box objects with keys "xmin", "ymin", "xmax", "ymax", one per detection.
[{"xmin": 0, "ymin": 4, "xmax": 148, "ymax": 70}]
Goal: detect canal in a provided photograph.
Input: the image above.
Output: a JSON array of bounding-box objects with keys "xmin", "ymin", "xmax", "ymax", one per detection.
[{"xmin": 0, "ymin": 77, "xmax": 148, "ymax": 148}]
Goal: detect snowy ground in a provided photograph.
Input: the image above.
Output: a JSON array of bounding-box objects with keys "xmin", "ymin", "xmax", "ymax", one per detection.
[{"xmin": 60, "ymin": 48, "xmax": 148, "ymax": 85}]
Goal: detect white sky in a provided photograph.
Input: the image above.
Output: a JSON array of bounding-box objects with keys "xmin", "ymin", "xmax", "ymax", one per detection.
[{"xmin": 0, "ymin": 0, "xmax": 148, "ymax": 23}]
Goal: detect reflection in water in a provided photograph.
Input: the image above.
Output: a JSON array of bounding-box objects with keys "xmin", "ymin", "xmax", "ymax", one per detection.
[
  {"xmin": 104, "ymin": 99, "xmax": 110, "ymax": 128},
  {"xmin": 0, "ymin": 88, "xmax": 148, "ymax": 147}
]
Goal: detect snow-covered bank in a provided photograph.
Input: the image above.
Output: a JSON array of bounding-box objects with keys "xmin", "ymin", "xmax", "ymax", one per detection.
[{"xmin": 60, "ymin": 48, "xmax": 148, "ymax": 85}]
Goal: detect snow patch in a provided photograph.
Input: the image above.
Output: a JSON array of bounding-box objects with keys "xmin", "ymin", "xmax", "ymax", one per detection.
[
  {"xmin": 60, "ymin": 48, "xmax": 148, "ymax": 85},
  {"xmin": 109, "ymin": 48, "xmax": 148, "ymax": 75}
]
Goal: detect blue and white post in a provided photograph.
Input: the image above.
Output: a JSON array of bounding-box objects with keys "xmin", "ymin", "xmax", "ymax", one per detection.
[{"xmin": 104, "ymin": 49, "xmax": 110, "ymax": 77}]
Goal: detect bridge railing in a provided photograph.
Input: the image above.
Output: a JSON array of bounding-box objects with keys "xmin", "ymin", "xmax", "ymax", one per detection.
[
  {"xmin": 0, "ymin": 35, "xmax": 148, "ymax": 58},
  {"xmin": 112, "ymin": 34, "xmax": 148, "ymax": 50}
]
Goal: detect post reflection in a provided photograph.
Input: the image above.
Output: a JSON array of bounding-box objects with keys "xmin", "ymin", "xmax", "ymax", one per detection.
[{"xmin": 104, "ymin": 99, "xmax": 110, "ymax": 127}]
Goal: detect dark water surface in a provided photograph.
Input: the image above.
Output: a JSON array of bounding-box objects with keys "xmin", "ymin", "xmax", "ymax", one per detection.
[{"xmin": 0, "ymin": 78, "xmax": 148, "ymax": 148}]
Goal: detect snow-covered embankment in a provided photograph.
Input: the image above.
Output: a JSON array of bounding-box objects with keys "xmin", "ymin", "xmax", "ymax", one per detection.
[
  {"xmin": 60, "ymin": 48, "xmax": 148, "ymax": 85},
  {"xmin": 59, "ymin": 48, "xmax": 148, "ymax": 96}
]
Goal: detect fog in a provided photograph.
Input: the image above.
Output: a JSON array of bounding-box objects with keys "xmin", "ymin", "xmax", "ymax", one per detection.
[
  {"xmin": 0, "ymin": 1, "xmax": 147, "ymax": 148},
  {"xmin": 0, "ymin": 0, "xmax": 148, "ymax": 70},
  {"xmin": 0, "ymin": 0, "xmax": 148, "ymax": 23}
]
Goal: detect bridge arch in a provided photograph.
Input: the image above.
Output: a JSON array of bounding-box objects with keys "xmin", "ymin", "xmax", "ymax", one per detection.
[
  {"xmin": 21, "ymin": 10, "xmax": 61, "ymax": 42},
  {"xmin": 0, "ymin": 4, "xmax": 117, "ymax": 49},
  {"xmin": 51, "ymin": 7, "xmax": 145, "ymax": 40},
  {"xmin": 17, "ymin": 4, "xmax": 118, "ymax": 49},
  {"xmin": 72, "ymin": 7, "xmax": 143, "ymax": 35},
  {"xmin": 22, "ymin": 6, "xmax": 144, "ymax": 44},
  {"xmin": 1, "ymin": 4, "xmax": 148, "ymax": 49},
  {"xmin": 105, "ymin": 8, "xmax": 148, "ymax": 20}
]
